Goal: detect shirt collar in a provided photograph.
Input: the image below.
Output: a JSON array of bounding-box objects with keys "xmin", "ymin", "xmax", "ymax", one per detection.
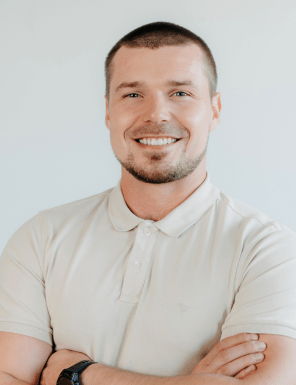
[{"xmin": 108, "ymin": 172, "xmax": 220, "ymax": 237}]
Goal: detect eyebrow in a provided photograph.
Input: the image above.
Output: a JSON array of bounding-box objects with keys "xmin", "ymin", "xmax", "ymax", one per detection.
[
  {"xmin": 115, "ymin": 79, "xmax": 197, "ymax": 92},
  {"xmin": 115, "ymin": 81, "xmax": 144, "ymax": 92},
  {"xmin": 165, "ymin": 80, "xmax": 196, "ymax": 87}
]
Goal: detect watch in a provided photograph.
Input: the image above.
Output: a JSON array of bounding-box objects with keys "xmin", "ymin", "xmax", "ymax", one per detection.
[{"xmin": 56, "ymin": 360, "xmax": 96, "ymax": 385}]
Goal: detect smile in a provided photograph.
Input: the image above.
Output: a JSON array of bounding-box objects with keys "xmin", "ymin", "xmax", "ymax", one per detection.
[{"xmin": 135, "ymin": 137, "xmax": 180, "ymax": 146}]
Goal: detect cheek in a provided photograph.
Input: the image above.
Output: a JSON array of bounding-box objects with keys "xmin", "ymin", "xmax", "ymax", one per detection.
[
  {"xmin": 109, "ymin": 123, "xmax": 132, "ymax": 160},
  {"xmin": 109, "ymin": 106, "xmax": 137, "ymax": 141},
  {"xmin": 109, "ymin": 128, "xmax": 125, "ymax": 158},
  {"xmin": 177, "ymin": 104, "xmax": 211, "ymax": 149},
  {"xmin": 110, "ymin": 103, "xmax": 138, "ymax": 128},
  {"xmin": 189, "ymin": 103, "xmax": 209, "ymax": 126},
  {"xmin": 174, "ymin": 101, "xmax": 210, "ymax": 129}
]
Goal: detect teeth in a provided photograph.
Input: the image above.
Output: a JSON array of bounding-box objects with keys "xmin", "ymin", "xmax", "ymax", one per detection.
[{"xmin": 138, "ymin": 137, "xmax": 178, "ymax": 145}]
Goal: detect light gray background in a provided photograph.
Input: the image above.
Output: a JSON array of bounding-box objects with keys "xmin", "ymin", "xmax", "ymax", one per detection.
[{"xmin": 1, "ymin": 0, "xmax": 295, "ymax": 253}]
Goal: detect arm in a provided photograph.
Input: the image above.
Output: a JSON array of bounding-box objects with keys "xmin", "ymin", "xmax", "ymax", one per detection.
[
  {"xmin": 242, "ymin": 334, "xmax": 296, "ymax": 385},
  {"xmin": 0, "ymin": 331, "xmax": 52, "ymax": 385},
  {"xmin": 81, "ymin": 364, "xmax": 238, "ymax": 385},
  {"xmin": 41, "ymin": 333, "xmax": 265, "ymax": 384},
  {"xmin": 80, "ymin": 334, "xmax": 296, "ymax": 385}
]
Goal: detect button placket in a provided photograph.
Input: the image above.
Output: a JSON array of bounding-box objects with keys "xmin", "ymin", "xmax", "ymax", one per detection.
[
  {"xmin": 132, "ymin": 261, "xmax": 141, "ymax": 269},
  {"xmin": 119, "ymin": 222, "xmax": 158, "ymax": 303},
  {"xmin": 143, "ymin": 227, "xmax": 152, "ymax": 236}
]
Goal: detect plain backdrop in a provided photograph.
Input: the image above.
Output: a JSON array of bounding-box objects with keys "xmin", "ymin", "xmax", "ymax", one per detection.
[{"xmin": 1, "ymin": 0, "xmax": 296, "ymax": 253}]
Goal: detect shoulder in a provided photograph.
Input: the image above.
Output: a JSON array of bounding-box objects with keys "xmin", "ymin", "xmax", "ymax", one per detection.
[
  {"xmin": 217, "ymin": 191, "xmax": 279, "ymax": 228},
  {"xmin": 214, "ymin": 188, "xmax": 296, "ymax": 260},
  {"xmin": 38, "ymin": 187, "xmax": 115, "ymax": 226},
  {"xmin": 4, "ymin": 187, "xmax": 115, "ymax": 252},
  {"xmin": 216, "ymin": 189, "xmax": 296, "ymax": 236},
  {"xmin": 40, "ymin": 187, "xmax": 114, "ymax": 215}
]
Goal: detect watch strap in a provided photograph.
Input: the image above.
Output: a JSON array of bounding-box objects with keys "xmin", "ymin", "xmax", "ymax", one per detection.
[
  {"xmin": 57, "ymin": 360, "xmax": 96, "ymax": 385},
  {"xmin": 67, "ymin": 360, "xmax": 95, "ymax": 373}
]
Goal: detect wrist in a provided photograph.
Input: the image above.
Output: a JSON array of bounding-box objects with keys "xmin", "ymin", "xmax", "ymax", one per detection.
[
  {"xmin": 79, "ymin": 362, "xmax": 105, "ymax": 385},
  {"xmin": 80, "ymin": 366, "xmax": 196, "ymax": 385}
]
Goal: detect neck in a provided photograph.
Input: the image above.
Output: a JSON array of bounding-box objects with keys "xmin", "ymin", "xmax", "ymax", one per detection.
[{"xmin": 120, "ymin": 161, "xmax": 207, "ymax": 222}]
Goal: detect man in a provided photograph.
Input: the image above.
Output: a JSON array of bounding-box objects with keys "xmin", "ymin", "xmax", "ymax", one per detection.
[{"xmin": 0, "ymin": 21, "xmax": 295, "ymax": 385}]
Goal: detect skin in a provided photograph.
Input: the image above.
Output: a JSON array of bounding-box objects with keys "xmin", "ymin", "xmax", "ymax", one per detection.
[
  {"xmin": 105, "ymin": 44, "xmax": 221, "ymax": 221},
  {"xmin": 40, "ymin": 333, "xmax": 265, "ymax": 384}
]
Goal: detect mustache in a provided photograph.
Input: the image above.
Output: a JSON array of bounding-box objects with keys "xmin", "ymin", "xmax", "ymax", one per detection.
[{"xmin": 125, "ymin": 123, "xmax": 189, "ymax": 139}]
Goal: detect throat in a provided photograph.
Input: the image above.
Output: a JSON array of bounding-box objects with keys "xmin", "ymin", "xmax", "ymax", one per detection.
[{"xmin": 138, "ymin": 211, "xmax": 166, "ymax": 222}]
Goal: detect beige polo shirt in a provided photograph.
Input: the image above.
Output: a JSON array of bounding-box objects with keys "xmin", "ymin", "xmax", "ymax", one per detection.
[{"xmin": 0, "ymin": 173, "xmax": 296, "ymax": 376}]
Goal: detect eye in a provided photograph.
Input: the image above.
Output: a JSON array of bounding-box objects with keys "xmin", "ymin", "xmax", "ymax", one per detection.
[
  {"xmin": 124, "ymin": 93, "xmax": 140, "ymax": 98},
  {"xmin": 174, "ymin": 91, "xmax": 189, "ymax": 97}
]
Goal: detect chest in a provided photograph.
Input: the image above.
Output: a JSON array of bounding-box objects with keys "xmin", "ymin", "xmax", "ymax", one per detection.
[{"xmin": 45, "ymin": 227, "xmax": 238, "ymax": 374}]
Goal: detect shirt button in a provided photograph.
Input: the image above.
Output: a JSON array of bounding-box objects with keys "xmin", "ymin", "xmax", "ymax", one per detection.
[
  {"xmin": 132, "ymin": 261, "xmax": 141, "ymax": 269},
  {"xmin": 143, "ymin": 227, "xmax": 152, "ymax": 236}
]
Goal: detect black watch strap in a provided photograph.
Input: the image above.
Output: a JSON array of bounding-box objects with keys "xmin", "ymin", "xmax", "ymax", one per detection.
[
  {"xmin": 68, "ymin": 360, "xmax": 95, "ymax": 373},
  {"xmin": 57, "ymin": 360, "xmax": 96, "ymax": 385}
]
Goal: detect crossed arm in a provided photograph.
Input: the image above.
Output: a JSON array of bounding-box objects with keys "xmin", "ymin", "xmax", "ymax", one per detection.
[
  {"xmin": 0, "ymin": 332, "xmax": 296, "ymax": 385},
  {"xmin": 48, "ymin": 334, "xmax": 296, "ymax": 385}
]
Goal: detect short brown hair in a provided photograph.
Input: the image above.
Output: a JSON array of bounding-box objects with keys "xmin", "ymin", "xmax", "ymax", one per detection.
[{"xmin": 104, "ymin": 21, "xmax": 217, "ymax": 100}]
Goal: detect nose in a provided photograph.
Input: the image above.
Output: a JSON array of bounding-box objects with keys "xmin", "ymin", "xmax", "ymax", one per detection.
[{"xmin": 142, "ymin": 93, "xmax": 170, "ymax": 124}]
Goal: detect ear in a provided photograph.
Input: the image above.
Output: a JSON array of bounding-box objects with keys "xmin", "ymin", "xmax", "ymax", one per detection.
[
  {"xmin": 105, "ymin": 95, "xmax": 110, "ymax": 131},
  {"xmin": 209, "ymin": 92, "xmax": 221, "ymax": 132}
]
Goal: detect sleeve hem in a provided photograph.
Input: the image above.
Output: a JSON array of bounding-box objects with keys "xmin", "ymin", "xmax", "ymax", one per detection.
[
  {"xmin": 0, "ymin": 321, "xmax": 53, "ymax": 345},
  {"xmin": 221, "ymin": 323, "xmax": 296, "ymax": 341}
]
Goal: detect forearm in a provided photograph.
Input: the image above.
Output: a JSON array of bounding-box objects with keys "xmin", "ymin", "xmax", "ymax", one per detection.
[
  {"xmin": 0, "ymin": 371, "xmax": 32, "ymax": 385},
  {"xmin": 81, "ymin": 363, "xmax": 241, "ymax": 385}
]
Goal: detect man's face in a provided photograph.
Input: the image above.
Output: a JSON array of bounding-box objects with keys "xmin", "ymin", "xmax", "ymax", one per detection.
[{"xmin": 105, "ymin": 44, "xmax": 221, "ymax": 184}]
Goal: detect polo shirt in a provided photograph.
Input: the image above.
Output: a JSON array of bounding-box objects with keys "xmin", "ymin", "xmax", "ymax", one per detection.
[{"xmin": 0, "ymin": 172, "xmax": 296, "ymax": 376}]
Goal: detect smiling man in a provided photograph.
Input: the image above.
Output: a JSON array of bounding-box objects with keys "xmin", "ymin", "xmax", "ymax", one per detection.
[{"xmin": 0, "ymin": 22, "xmax": 296, "ymax": 385}]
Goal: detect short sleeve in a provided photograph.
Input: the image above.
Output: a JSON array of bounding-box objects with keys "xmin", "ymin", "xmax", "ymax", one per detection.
[
  {"xmin": 0, "ymin": 213, "xmax": 53, "ymax": 345},
  {"xmin": 221, "ymin": 225, "xmax": 296, "ymax": 341}
]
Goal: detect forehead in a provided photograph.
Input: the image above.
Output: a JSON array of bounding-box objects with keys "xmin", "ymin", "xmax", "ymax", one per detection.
[{"xmin": 110, "ymin": 44, "xmax": 207, "ymax": 89}]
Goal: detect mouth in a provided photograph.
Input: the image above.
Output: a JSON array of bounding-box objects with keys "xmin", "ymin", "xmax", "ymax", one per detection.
[{"xmin": 134, "ymin": 137, "xmax": 181, "ymax": 146}]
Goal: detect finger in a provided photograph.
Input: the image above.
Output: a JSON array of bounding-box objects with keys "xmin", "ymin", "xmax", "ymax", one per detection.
[
  {"xmin": 216, "ymin": 353, "xmax": 264, "ymax": 377},
  {"xmin": 211, "ymin": 340, "xmax": 266, "ymax": 372},
  {"xmin": 202, "ymin": 333, "xmax": 259, "ymax": 365},
  {"xmin": 235, "ymin": 365, "xmax": 257, "ymax": 379}
]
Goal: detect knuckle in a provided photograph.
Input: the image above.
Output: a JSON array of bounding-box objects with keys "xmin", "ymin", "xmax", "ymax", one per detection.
[
  {"xmin": 247, "ymin": 354, "xmax": 257, "ymax": 365},
  {"xmin": 219, "ymin": 349, "xmax": 230, "ymax": 362},
  {"xmin": 249, "ymin": 341, "xmax": 258, "ymax": 352},
  {"xmin": 248, "ymin": 341, "xmax": 259, "ymax": 353},
  {"xmin": 243, "ymin": 341, "xmax": 253, "ymax": 353},
  {"xmin": 241, "ymin": 341, "xmax": 253, "ymax": 353},
  {"xmin": 217, "ymin": 339, "xmax": 228, "ymax": 351},
  {"xmin": 220, "ymin": 365, "xmax": 230, "ymax": 376}
]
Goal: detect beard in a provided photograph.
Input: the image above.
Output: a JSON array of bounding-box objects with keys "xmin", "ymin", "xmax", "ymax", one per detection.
[{"xmin": 115, "ymin": 135, "xmax": 209, "ymax": 184}]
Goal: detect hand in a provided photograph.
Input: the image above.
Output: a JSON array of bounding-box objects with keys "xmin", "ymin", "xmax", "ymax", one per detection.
[
  {"xmin": 190, "ymin": 333, "xmax": 266, "ymax": 379},
  {"xmin": 40, "ymin": 349, "xmax": 92, "ymax": 385}
]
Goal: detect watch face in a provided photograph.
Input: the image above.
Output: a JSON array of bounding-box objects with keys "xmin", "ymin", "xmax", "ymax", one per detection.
[
  {"xmin": 57, "ymin": 377, "xmax": 72, "ymax": 385},
  {"xmin": 57, "ymin": 371, "xmax": 73, "ymax": 385}
]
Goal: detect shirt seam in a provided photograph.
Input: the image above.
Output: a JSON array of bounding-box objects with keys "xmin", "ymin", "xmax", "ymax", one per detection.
[
  {"xmin": 0, "ymin": 320, "xmax": 53, "ymax": 335},
  {"xmin": 40, "ymin": 191, "xmax": 111, "ymax": 213},
  {"xmin": 217, "ymin": 198, "xmax": 278, "ymax": 230},
  {"xmin": 223, "ymin": 322, "xmax": 296, "ymax": 330}
]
